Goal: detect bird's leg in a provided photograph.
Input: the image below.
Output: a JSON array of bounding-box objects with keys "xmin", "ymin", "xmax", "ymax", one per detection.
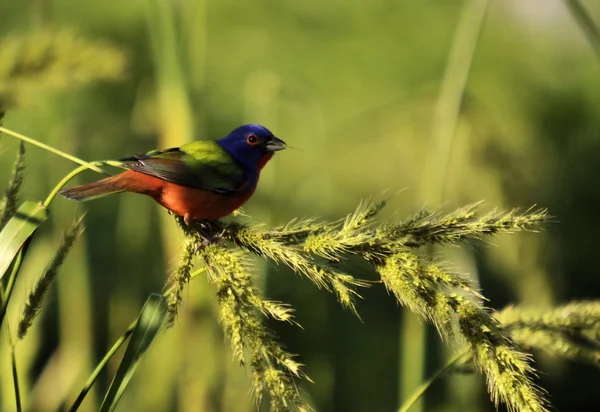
[
  {"xmin": 184, "ymin": 218, "xmax": 227, "ymax": 251},
  {"xmin": 210, "ymin": 227, "xmax": 227, "ymax": 243},
  {"xmin": 197, "ymin": 228, "xmax": 227, "ymax": 249}
]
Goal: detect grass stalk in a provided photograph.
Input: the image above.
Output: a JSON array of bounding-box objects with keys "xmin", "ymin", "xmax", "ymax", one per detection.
[
  {"xmin": 398, "ymin": 349, "xmax": 470, "ymax": 412},
  {"xmin": 428, "ymin": 0, "xmax": 490, "ymax": 199},
  {"xmin": 43, "ymin": 159, "xmax": 123, "ymax": 207},
  {"xmin": 11, "ymin": 347, "xmax": 22, "ymax": 412},
  {"xmin": 405, "ymin": 1, "xmax": 490, "ymax": 409},
  {"xmin": 0, "ymin": 126, "xmax": 105, "ymax": 174},
  {"xmin": 17, "ymin": 218, "xmax": 85, "ymax": 340},
  {"xmin": 564, "ymin": 0, "xmax": 600, "ymax": 60},
  {"xmin": 0, "ymin": 249, "xmax": 25, "ymax": 330},
  {"xmin": 0, "ymin": 141, "xmax": 25, "ymax": 231},
  {"xmin": 2, "ymin": 318, "xmax": 22, "ymax": 412},
  {"xmin": 42, "ymin": 162, "xmax": 116, "ymax": 207},
  {"xmin": 1, "ymin": 313, "xmax": 22, "ymax": 412},
  {"xmin": 69, "ymin": 270, "xmax": 205, "ymax": 411},
  {"xmin": 68, "ymin": 320, "xmax": 138, "ymax": 412},
  {"xmin": 0, "ymin": 126, "xmax": 127, "ymax": 209}
]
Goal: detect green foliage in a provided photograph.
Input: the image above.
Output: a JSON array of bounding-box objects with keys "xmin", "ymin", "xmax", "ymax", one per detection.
[
  {"xmin": 0, "ymin": 142, "xmax": 25, "ymax": 231},
  {"xmin": 69, "ymin": 321, "xmax": 138, "ymax": 412},
  {"xmin": 1, "ymin": 1, "xmax": 600, "ymax": 410},
  {"xmin": 0, "ymin": 30, "xmax": 126, "ymax": 108},
  {"xmin": 168, "ymin": 219, "xmax": 307, "ymax": 410},
  {"xmin": 405, "ymin": 302, "xmax": 600, "ymax": 411},
  {"xmin": 0, "ymin": 127, "xmax": 599, "ymax": 412},
  {"xmin": 497, "ymin": 302, "xmax": 600, "ymax": 367},
  {"xmin": 166, "ymin": 237, "xmax": 196, "ymax": 327},
  {"xmin": 99, "ymin": 294, "xmax": 168, "ymax": 412},
  {"xmin": 391, "ymin": 204, "xmax": 549, "ymax": 247},
  {"xmin": 564, "ymin": 0, "xmax": 600, "ymax": 60},
  {"xmin": 201, "ymin": 245, "xmax": 308, "ymax": 411},
  {"xmin": 17, "ymin": 217, "xmax": 85, "ymax": 340},
  {"xmin": 161, "ymin": 200, "xmax": 560, "ymax": 411},
  {"xmin": 225, "ymin": 219, "xmax": 369, "ymax": 314},
  {"xmin": 0, "ymin": 201, "xmax": 49, "ymax": 282},
  {"xmin": 0, "ymin": 201, "xmax": 50, "ymax": 332}
]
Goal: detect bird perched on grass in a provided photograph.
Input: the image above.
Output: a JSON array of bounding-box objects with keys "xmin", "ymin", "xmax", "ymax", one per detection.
[{"xmin": 60, "ymin": 124, "xmax": 286, "ymax": 224}]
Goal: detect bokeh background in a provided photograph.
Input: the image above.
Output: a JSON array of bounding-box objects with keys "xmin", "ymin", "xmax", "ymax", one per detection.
[{"xmin": 1, "ymin": 0, "xmax": 600, "ymax": 411}]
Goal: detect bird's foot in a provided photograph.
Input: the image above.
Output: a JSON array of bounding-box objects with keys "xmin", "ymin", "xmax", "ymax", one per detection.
[
  {"xmin": 196, "ymin": 228, "xmax": 226, "ymax": 250},
  {"xmin": 183, "ymin": 216, "xmax": 226, "ymax": 252}
]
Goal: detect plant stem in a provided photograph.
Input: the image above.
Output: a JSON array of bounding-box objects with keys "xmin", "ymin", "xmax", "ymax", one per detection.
[
  {"xmin": 68, "ymin": 320, "xmax": 138, "ymax": 412},
  {"xmin": 43, "ymin": 160, "xmax": 124, "ymax": 207},
  {"xmin": 403, "ymin": 1, "xmax": 489, "ymax": 410},
  {"xmin": 0, "ymin": 249, "xmax": 25, "ymax": 330},
  {"xmin": 0, "ymin": 126, "xmax": 128, "ymax": 208},
  {"xmin": 2, "ymin": 318, "xmax": 22, "ymax": 412},
  {"xmin": 68, "ymin": 268, "xmax": 205, "ymax": 411},
  {"xmin": 428, "ymin": 0, "xmax": 490, "ymax": 200},
  {"xmin": 43, "ymin": 164, "xmax": 91, "ymax": 207},
  {"xmin": 2, "ymin": 317, "xmax": 22, "ymax": 412},
  {"xmin": 564, "ymin": 0, "xmax": 600, "ymax": 60},
  {"xmin": 0, "ymin": 126, "xmax": 105, "ymax": 174},
  {"xmin": 398, "ymin": 348, "xmax": 470, "ymax": 412},
  {"xmin": 11, "ymin": 347, "xmax": 22, "ymax": 412}
]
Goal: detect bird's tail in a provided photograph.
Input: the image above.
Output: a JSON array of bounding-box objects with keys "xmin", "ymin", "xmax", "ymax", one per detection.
[{"xmin": 59, "ymin": 175, "xmax": 126, "ymax": 202}]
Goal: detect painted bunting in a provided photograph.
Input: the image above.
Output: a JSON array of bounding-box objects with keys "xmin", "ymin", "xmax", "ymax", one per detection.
[{"xmin": 60, "ymin": 124, "xmax": 286, "ymax": 223}]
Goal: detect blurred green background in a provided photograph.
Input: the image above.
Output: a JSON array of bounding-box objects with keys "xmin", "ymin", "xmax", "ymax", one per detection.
[{"xmin": 1, "ymin": 0, "xmax": 600, "ymax": 411}]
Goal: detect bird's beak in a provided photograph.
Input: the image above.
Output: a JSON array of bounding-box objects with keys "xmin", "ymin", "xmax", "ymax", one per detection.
[{"xmin": 264, "ymin": 136, "xmax": 287, "ymax": 152}]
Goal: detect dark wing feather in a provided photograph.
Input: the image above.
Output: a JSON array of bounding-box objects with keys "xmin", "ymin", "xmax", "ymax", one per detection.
[{"xmin": 119, "ymin": 143, "xmax": 247, "ymax": 194}]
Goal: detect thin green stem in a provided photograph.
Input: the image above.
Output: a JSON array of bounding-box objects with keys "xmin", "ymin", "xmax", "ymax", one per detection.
[
  {"xmin": 0, "ymin": 126, "xmax": 105, "ymax": 174},
  {"xmin": 162, "ymin": 267, "xmax": 206, "ymax": 296},
  {"xmin": 68, "ymin": 267, "xmax": 205, "ymax": 411},
  {"xmin": 404, "ymin": 2, "xmax": 489, "ymax": 410},
  {"xmin": 398, "ymin": 348, "xmax": 470, "ymax": 412},
  {"xmin": 43, "ymin": 164, "xmax": 91, "ymax": 207},
  {"xmin": 3, "ymin": 317, "xmax": 21, "ymax": 412},
  {"xmin": 2, "ymin": 319, "xmax": 22, "ymax": 412},
  {"xmin": 11, "ymin": 347, "xmax": 22, "ymax": 412},
  {"xmin": 0, "ymin": 126, "xmax": 128, "ymax": 208},
  {"xmin": 68, "ymin": 319, "xmax": 138, "ymax": 412},
  {"xmin": 564, "ymin": 0, "xmax": 600, "ymax": 60},
  {"xmin": 43, "ymin": 160, "xmax": 124, "ymax": 207},
  {"xmin": 428, "ymin": 0, "xmax": 489, "ymax": 201},
  {"xmin": 0, "ymin": 250, "xmax": 25, "ymax": 330},
  {"xmin": 188, "ymin": 267, "xmax": 206, "ymax": 280}
]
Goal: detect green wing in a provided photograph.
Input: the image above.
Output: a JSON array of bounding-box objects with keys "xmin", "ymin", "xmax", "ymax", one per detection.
[{"xmin": 120, "ymin": 141, "xmax": 247, "ymax": 194}]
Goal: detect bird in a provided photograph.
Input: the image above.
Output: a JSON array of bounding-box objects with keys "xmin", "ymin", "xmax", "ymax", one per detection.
[{"xmin": 60, "ymin": 124, "xmax": 286, "ymax": 224}]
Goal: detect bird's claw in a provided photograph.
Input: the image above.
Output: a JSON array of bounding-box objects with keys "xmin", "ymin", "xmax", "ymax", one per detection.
[
  {"xmin": 182, "ymin": 215, "xmax": 227, "ymax": 251},
  {"xmin": 195, "ymin": 228, "xmax": 226, "ymax": 251}
]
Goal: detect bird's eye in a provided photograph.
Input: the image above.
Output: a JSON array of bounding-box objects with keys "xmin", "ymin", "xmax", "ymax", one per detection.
[{"xmin": 246, "ymin": 134, "xmax": 259, "ymax": 145}]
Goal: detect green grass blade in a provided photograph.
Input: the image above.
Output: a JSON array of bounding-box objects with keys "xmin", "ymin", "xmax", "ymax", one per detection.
[
  {"xmin": 0, "ymin": 201, "xmax": 49, "ymax": 280},
  {"xmin": 99, "ymin": 294, "xmax": 167, "ymax": 412},
  {"xmin": 68, "ymin": 320, "xmax": 137, "ymax": 412},
  {"xmin": 398, "ymin": 349, "xmax": 470, "ymax": 412},
  {"xmin": 564, "ymin": 0, "xmax": 600, "ymax": 60},
  {"xmin": 0, "ymin": 249, "xmax": 24, "ymax": 324},
  {"xmin": 11, "ymin": 347, "xmax": 22, "ymax": 412},
  {"xmin": 0, "ymin": 126, "xmax": 107, "ymax": 174},
  {"xmin": 0, "ymin": 201, "xmax": 49, "ymax": 329}
]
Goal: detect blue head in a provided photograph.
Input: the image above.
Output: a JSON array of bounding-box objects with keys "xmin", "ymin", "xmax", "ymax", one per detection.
[{"xmin": 216, "ymin": 124, "xmax": 286, "ymax": 172}]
